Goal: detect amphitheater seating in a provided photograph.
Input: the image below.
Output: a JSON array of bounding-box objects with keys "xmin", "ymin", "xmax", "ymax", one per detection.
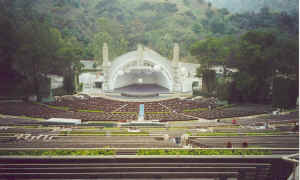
[
  {"xmin": 47, "ymin": 97, "xmax": 125, "ymax": 112},
  {"xmin": 160, "ymin": 98, "xmax": 213, "ymax": 113},
  {"xmin": 184, "ymin": 109, "xmax": 269, "ymax": 120},
  {"xmin": 0, "ymin": 98, "xmax": 282, "ymax": 122},
  {"xmin": 145, "ymin": 113, "xmax": 196, "ymax": 121},
  {"xmin": 0, "ymin": 102, "xmax": 64, "ymax": 119}
]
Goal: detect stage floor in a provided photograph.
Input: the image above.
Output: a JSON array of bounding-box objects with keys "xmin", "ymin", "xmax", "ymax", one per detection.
[{"xmin": 113, "ymin": 84, "xmax": 170, "ymax": 94}]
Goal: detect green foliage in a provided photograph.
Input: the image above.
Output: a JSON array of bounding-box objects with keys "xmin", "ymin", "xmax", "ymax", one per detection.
[
  {"xmin": 195, "ymin": 132, "xmax": 282, "ymax": 136},
  {"xmin": 60, "ymin": 131, "xmax": 106, "ymax": 135},
  {"xmin": 121, "ymin": 123, "xmax": 164, "ymax": 127},
  {"xmin": 83, "ymin": 123, "xmax": 117, "ymax": 128},
  {"xmin": 229, "ymin": 8, "xmax": 298, "ymax": 35},
  {"xmin": 0, "ymin": 149, "xmax": 116, "ymax": 156},
  {"xmin": 78, "ymin": 83, "xmax": 83, "ymax": 92},
  {"xmin": 202, "ymin": 70, "xmax": 216, "ymax": 93},
  {"xmin": 272, "ymin": 76, "xmax": 298, "ymax": 109},
  {"xmin": 0, "ymin": 0, "xmax": 298, "ymax": 102},
  {"xmin": 193, "ymin": 90, "xmax": 213, "ymax": 97},
  {"xmin": 61, "ymin": 130, "xmax": 148, "ymax": 136},
  {"xmin": 111, "ymin": 131, "xmax": 149, "ymax": 135},
  {"xmin": 111, "ymin": 112, "xmax": 137, "ymax": 114},
  {"xmin": 145, "ymin": 112, "xmax": 170, "ymax": 114},
  {"xmin": 229, "ymin": 30, "xmax": 284, "ymax": 103},
  {"xmin": 206, "ymin": 0, "xmax": 298, "ymax": 13},
  {"xmin": 137, "ymin": 149, "xmax": 272, "ymax": 155},
  {"xmin": 78, "ymin": 109, "xmax": 104, "ymax": 113},
  {"xmin": 191, "ymin": 36, "xmax": 236, "ymax": 79},
  {"xmin": 36, "ymin": 103, "xmax": 70, "ymax": 111},
  {"xmin": 215, "ymin": 77, "xmax": 231, "ymax": 101},
  {"xmin": 0, "ymin": 1, "xmax": 83, "ymax": 98},
  {"xmin": 191, "ymin": 28, "xmax": 298, "ymax": 104},
  {"xmin": 63, "ymin": 71, "xmax": 76, "ymax": 94}
]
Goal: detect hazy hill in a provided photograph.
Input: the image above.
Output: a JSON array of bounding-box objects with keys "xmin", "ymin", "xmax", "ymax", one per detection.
[
  {"xmin": 28, "ymin": 0, "xmax": 298, "ymax": 60},
  {"xmin": 206, "ymin": 0, "xmax": 299, "ymax": 13},
  {"xmin": 31, "ymin": 0, "xmax": 221, "ymax": 59}
]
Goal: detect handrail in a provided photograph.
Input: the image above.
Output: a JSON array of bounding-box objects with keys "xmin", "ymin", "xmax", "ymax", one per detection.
[
  {"xmin": 0, "ymin": 147, "xmax": 298, "ymax": 150},
  {"xmin": 282, "ymin": 153, "xmax": 299, "ymax": 163},
  {"xmin": 282, "ymin": 154, "xmax": 299, "ymax": 180}
]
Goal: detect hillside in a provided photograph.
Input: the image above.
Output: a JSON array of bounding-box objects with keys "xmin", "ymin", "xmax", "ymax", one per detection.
[
  {"xmin": 30, "ymin": 0, "xmax": 222, "ymax": 60},
  {"xmin": 206, "ymin": 0, "xmax": 299, "ymax": 13},
  {"xmin": 26, "ymin": 0, "xmax": 298, "ymax": 61}
]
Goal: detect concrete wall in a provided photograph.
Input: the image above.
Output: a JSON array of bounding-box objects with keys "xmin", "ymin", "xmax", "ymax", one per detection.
[{"xmin": 79, "ymin": 72, "xmax": 104, "ymax": 92}]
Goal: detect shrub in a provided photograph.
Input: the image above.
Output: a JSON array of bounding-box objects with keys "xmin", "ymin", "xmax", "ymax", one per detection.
[
  {"xmin": 0, "ymin": 149, "xmax": 116, "ymax": 156},
  {"xmin": 202, "ymin": 70, "xmax": 216, "ymax": 93},
  {"xmin": 193, "ymin": 90, "xmax": 213, "ymax": 97},
  {"xmin": 226, "ymin": 141, "xmax": 233, "ymax": 148},
  {"xmin": 272, "ymin": 76, "xmax": 298, "ymax": 109},
  {"xmin": 137, "ymin": 149, "xmax": 272, "ymax": 155},
  {"xmin": 242, "ymin": 141, "xmax": 249, "ymax": 148}
]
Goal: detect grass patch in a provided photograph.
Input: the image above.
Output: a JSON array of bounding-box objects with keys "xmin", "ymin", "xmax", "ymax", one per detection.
[
  {"xmin": 137, "ymin": 149, "xmax": 272, "ymax": 155},
  {"xmin": 103, "ymin": 127, "xmax": 121, "ymax": 130},
  {"xmin": 194, "ymin": 132, "xmax": 284, "ymax": 136},
  {"xmin": 212, "ymin": 125, "xmax": 241, "ymax": 129},
  {"xmin": 0, "ymin": 133, "xmax": 16, "ymax": 136},
  {"xmin": 17, "ymin": 116, "xmax": 45, "ymax": 121},
  {"xmin": 84, "ymin": 123, "xmax": 117, "ymax": 128},
  {"xmin": 183, "ymin": 108, "xmax": 208, "ymax": 112},
  {"xmin": 78, "ymin": 109, "xmax": 104, "ymax": 113},
  {"xmin": 168, "ymin": 120, "xmax": 199, "ymax": 124},
  {"xmin": 60, "ymin": 131, "xmax": 149, "ymax": 136},
  {"xmin": 111, "ymin": 131, "xmax": 149, "ymax": 135},
  {"xmin": 145, "ymin": 112, "xmax": 170, "ymax": 114},
  {"xmin": 121, "ymin": 123, "xmax": 165, "ymax": 127},
  {"xmin": 0, "ymin": 149, "xmax": 115, "ymax": 156},
  {"xmin": 139, "ymin": 128, "xmax": 167, "ymax": 131},
  {"xmin": 111, "ymin": 112, "xmax": 137, "ymax": 114},
  {"xmin": 13, "ymin": 126, "xmax": 52, "ymax": 130},
  {"xmin": 215, "ymin": 104, "xmax": 236, "ymax": 110},
  {"xmin": 60, "ymin": 131, "xmax": 106, "ymax": 135},
  {"xmin": 285, "ymin": 109, "xmax": 299, "ymax": 113},
  {"xmin": 35, "ymin": 103, "xmax": 70, "ymax": 111}
]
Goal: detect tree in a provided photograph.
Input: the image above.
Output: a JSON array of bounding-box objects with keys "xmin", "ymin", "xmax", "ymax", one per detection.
[
  {"xmin": 89, "ymin": 32, "xmax": 113, "ymax": 65},
  {"xmin": 191, "ymin": 36, "xmax": 235, "ymax": 73},
  {"xmin": 13, "ymin": 21, "xmax": 80, "ymax": 100},
  {"xmin": 229, "ymin": 30, "xmax": 283, "ymax": 103},
  {"xmin": 89, "ymin": 18, "xmax": 129, "ymax": 64}
]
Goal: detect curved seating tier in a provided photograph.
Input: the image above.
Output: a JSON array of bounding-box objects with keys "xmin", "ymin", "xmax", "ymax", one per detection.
[{"xmin": 0, "ymin": 97, "xmax": 277, "ymax": 122}]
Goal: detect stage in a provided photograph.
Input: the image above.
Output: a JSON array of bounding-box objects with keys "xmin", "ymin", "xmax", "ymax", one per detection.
[{"xmin": 113, "ymin": 84, "xmax": 170, "ymax": 94}]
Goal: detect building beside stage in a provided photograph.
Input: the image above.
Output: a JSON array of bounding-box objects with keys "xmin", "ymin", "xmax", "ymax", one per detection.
[{"xmin": 78, "ymin": 43, "xmax": 202, "ymax": 94}]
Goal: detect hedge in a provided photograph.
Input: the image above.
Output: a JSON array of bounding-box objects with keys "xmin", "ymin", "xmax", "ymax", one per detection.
[
  {"xmin": 0, "ymin": 149, "xmax": 115, "ymax": 156},
  {"xmin": 137, "ymin": 149, "xmax": 272, "ymax": 155},
  {"xmin": 0, "ymin": 149, "xmax": 272, "ymax": 156}
]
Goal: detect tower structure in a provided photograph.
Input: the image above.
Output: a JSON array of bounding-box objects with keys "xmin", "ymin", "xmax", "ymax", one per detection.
[
  {"xmin": 172, "ymin": 43, "xmax": 181, "ymax": 92},
  {"xmin": 102, "ymin": 43, "xmax": 109, "ymax": 66},
  {"xmin": 172, "ymin": 43, "xmax": 179, "ymax": 66},
  {"xmin": 102, "ymin": 43, "xmax": 110, "ymax": 91},
  {"xmin": 137, "ymin": 44, "xmax": 144, "ymax": 67}
]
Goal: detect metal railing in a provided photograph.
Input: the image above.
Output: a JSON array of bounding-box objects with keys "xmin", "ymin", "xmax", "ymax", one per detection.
[{"xmin": 282, "ymin": 153, "xmax": 299, "ymax": 180}]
